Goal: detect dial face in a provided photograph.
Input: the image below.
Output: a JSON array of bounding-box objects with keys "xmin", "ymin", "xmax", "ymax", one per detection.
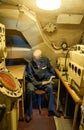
[
  {"xmin": 61, "ymin": 42, "xmax": 67, "ymax": 50},
  {"xmin": 0, "ymin": 71, "xmax": 18, "ymax": 91},
  {"xmin": 63, "ymin": 43, "xmax": 67, "ymax": 48},
  {"xmin": 0, "ymin": 71, "xmax": 22, "ymax": 98}
]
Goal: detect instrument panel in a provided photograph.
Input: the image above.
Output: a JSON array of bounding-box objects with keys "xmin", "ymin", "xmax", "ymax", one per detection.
[{"xmin": 68, "ymin": 49, "xmax": 84, "ymax": 96}]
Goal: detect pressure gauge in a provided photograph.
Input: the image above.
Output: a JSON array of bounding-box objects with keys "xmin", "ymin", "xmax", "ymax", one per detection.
[{"xmin": 61, "ymin": 41, "xmax": 68, "ymax": 50}]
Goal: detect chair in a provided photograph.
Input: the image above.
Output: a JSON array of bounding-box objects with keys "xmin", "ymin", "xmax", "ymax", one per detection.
[{"xmin": 35, "ymin": 89, "xmax": 46, "ymax": 114}]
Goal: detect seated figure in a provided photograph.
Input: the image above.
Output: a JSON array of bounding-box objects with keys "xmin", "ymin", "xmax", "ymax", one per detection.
[{"xmin": 25, "ymin": 49, "xmax": 60, "ymax": 122}]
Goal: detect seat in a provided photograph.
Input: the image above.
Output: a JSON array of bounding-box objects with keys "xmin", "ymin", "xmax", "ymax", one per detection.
[{"xmin": 35, "ymin": 89, "xmax": 46, "ymax": 113}]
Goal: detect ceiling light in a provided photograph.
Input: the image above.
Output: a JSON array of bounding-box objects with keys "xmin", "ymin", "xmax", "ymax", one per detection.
[{"xmin": 36, "ymin": 0, "xmax": 61, "ymax": 10}]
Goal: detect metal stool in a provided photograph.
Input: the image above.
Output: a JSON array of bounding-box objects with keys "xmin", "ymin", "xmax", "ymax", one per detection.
[{"xmin": 35, "ymin": 90, "xmax": 46, "ymax": 114}]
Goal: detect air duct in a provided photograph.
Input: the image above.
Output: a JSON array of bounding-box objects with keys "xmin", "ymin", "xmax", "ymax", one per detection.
[{"xmin": 56, "ymin": 14, "xmax": 83, "ymax": 24}]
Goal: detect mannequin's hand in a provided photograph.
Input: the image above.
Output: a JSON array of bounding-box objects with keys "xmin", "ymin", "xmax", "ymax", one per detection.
[
  {"xmin": 49, "ymin": 76, "xmax": 55, "ymax": 81},
  {"xmin": 42, "ymin": 80, "xmax": 50, "ymax": 85},
  {"xmin": 42, "ymin": 76, "xmax": 55, "ymax": 86}
]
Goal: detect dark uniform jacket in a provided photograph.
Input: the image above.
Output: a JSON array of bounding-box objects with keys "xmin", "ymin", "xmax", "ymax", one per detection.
[{"xmin": 27, "ymin": 57, "xmax": 56, "ymax": 88}]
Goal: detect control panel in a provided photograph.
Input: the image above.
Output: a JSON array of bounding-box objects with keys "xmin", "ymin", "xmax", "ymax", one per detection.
[{"xmin": 68, "ymin": 50, "xmax": 84, "ymax": 96}]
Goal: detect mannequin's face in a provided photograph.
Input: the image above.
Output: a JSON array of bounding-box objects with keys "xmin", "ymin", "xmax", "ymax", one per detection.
[
  {"xmin": 33, "ymin": 55, "xmax": 42, "ymax": 60},
  {"xmin": 33, "ymin": 50, "xmax": 42, "ymax": 61}
]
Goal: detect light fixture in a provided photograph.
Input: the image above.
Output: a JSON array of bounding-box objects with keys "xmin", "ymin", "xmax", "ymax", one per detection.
[{"xmin": 36, "ymin": 0, "xmax": 61, "ymax": 10}]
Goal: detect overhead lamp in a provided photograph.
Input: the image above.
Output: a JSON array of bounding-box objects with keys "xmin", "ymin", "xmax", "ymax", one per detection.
[{"xmin": 36, "ymin": 0, "xmax": 61, "ymax": 10}]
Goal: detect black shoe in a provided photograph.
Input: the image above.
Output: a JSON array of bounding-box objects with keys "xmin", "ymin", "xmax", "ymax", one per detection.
[
  {"xmin": 48, "ymin": 111, "xmax": 60, "ymax": 118},
  {"xmin": 25, "ymin": 115, "xmax": 32, "ymax": 123}
]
